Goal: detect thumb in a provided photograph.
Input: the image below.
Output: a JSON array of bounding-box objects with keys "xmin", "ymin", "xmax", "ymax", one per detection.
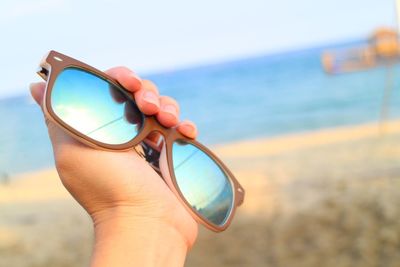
[{"xmin": 29, "ymin": 82, "xmax": 45, "ymax": 105}]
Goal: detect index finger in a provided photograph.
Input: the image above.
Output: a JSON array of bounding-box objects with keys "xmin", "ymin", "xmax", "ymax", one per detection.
[{"xmin": 105, "ymin": 66, "xmax": 142, "ymax": 93}]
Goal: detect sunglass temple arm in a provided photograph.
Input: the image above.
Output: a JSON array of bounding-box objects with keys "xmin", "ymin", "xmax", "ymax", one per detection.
[
  {"xmin": 37, "ymin": 67, "xmax": 49, "ymax": 81},
  {"xmin": 36, "ymin": 52, "xmax": 52, "ymax": 81}
]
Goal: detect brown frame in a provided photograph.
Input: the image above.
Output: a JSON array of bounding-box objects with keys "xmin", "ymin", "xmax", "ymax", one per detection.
[{"xmin": 37, "ymin": 50, "xmax": 245, "ymax": 232}]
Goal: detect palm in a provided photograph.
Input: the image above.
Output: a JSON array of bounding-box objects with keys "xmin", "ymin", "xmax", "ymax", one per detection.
[{"xmin": 50, "ymin": 125, "xmax": 198, "ymax": 244}]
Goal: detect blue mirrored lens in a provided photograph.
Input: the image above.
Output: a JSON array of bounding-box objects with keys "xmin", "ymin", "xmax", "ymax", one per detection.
[
  {"xmin": 172, "ymin": 140, "xmax": 234, "ymax": 226},
  {"xmin": 51, "ymin": 68, "xmax": 143, "ymax": 145}
]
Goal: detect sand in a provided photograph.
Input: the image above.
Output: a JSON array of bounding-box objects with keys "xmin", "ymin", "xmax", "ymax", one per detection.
[{"xmin": 2, "ymin": 121, "xmax": 400, "ymax": 267}]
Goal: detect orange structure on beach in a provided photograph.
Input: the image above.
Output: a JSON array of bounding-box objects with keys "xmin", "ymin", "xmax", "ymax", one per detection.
[
  {"xmin": 372, "ymin": 27, "xmax": 400, "ymax": 58},
  {"xmin": 322, "ymin": 27, "xmax": 400, "ymax": 74}
]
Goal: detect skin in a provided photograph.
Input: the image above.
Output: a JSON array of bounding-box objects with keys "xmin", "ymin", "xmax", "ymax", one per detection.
[{"xmin": 29, "ymin": 67, "xmax": 199, "ymax": 267}]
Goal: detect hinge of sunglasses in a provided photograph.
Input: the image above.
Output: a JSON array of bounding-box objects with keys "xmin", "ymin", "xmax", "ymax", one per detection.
[
  {"xmin": 237, "ymin": 187, "xmax": 245, "ymax": 206},
  {"xmin": 37, "ymin": 67, "xmax": 49, "ymax": 81},
  {"xmin": 134, "ymin": 143, "xmax": 162, "ymax": 175}
]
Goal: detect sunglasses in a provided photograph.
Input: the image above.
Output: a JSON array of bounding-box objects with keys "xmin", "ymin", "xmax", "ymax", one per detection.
[{"xmin": 36, "ymin": 50, "xmax": 245, "ymax": 232}]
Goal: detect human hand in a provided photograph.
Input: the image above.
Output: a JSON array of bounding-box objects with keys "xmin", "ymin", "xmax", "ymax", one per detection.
[{"xmin": 30, "ymin": 66, "xmax": 198, "ymax": 267}]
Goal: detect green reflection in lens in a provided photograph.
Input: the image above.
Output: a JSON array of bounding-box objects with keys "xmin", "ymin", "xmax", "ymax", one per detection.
[
  {"xmin": 51, "ymin": 68, "xmax": 143, "ymax": 145},
  {"xmin": 172, "ymin": 140, "xmax": 233, "ymax": 226}
]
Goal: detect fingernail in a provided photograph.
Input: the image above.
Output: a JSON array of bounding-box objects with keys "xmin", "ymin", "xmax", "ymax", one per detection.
[
  {"xmin": 143, "ymin": 91, "xmax": 159, "ymax": 106},
  {"xmin": 180, "ymin": 124, "xmax": 195, "ymax": 135},
  {"xmin": 162, "ymin": 104, "xmax": 177, "ymax": 116}
]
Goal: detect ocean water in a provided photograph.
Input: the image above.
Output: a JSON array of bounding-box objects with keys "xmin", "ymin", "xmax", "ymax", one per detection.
[{"xmin": 2, "ymin": 42, "xmax": 400, "ymax": 176}]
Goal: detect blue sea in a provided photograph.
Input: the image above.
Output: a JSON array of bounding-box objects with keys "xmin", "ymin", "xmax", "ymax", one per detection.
[{"xmin": 2, "ymin": 41, "xmax": 400, "ymax": 177}]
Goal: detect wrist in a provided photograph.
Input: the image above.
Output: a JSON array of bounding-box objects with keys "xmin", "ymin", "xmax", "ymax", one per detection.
[{"xmin": 90, "ymin": 206, "xmax": 192, "ymax": 267}]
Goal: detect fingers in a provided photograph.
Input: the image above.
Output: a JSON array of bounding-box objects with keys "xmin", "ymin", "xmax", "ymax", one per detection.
[
  {"xmin": 177, "ymin": 120, "xmax": 198, "ymax": 139},
  {"xmin": 106, "ymin": 66, "xmax": 161, "ymax": 115},
  {"xmin": 133, "ymin": 79, "xmax": 197, "ymax": 138},
  {"xmin": 31, "ymin": 66, "xmax": 197, "ymax": 143},
  {"xmin": 157, "ymin": 96, "xmax": 180, "ymax": 128},
  {"xmin": 143, "ymin": 119, "xmax": 197, "ymax": 151},
  {"xmin": 105, "ymin": 66, "xmax": 142, "ymax": 93},
  {"xmin": 133, "ymin": 80, "xmax": 160, "ymax": 115},
  {"xmin": 29, "ymin": 82, "xmax": 46, "ymax": 105}
]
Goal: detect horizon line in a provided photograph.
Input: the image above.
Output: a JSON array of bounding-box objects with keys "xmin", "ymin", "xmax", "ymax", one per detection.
[{"xmin": 0, "ymin": 36, "xmax": 367, "ymax": 101}]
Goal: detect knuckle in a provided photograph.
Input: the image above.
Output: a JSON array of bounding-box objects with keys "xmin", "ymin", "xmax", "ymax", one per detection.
[
  {"xmin": 106, "ymin": 66, "xmax": 132, "ymax": 79},
  {"xmin": 182, "ymin": 119, "xmax": 194, "ymax": 125},
  {"xmin": 142, "ymin": 80, "xmax": 159, "ymax": 93},
  {"xmin": 53, "ymin": 145, "xmax": 86, "ymax": 179},
  {"xmin": 160, "ymin": 96, "xmax": 179, "ymax": 109},
  {"xmin": 50, "ymin": 138, "xmax": 82, "ymax": 175},
  {"xmin": 54, "ymin": 147, "xmax": 74, "ymax": 174}
]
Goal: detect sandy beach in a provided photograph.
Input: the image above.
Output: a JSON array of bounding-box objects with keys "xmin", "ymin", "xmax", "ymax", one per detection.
[{"xmin": 2, "ymin": 121, "xmax": 400, "ymax": 267}]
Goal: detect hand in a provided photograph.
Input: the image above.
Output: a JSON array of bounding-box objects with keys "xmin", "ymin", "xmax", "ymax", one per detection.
[{"xmin": 30, "ymin": 67, "xmax": 198, "ymax": 267}]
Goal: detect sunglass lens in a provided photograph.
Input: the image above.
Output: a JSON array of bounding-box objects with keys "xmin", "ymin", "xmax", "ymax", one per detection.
[
  {"xmin": 172, "ymin": 140, "xmax": 234, "ymax": 226},
  {"xmin": 50, "ymin": 68, "xmax": 143, "ymax": 145}
]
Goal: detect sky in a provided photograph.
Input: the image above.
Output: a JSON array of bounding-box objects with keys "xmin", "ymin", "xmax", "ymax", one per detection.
[{"xmin": 0, "ymin": 0, "xmax": 397, "ymax": 98}]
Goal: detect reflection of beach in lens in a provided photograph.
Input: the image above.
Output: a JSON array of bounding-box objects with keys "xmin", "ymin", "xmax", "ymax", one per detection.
[
  {"xmin": 51, "ymin": 68, "xmax": 143, "ymax": 145},
  {"xmin": 172, "ymin": 140, "xmax": 233, "ymax": 226}
]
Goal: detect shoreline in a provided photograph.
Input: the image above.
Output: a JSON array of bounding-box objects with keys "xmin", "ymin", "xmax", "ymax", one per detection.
[
  {"xmin": 213, "ymin": 120, "xmax": 400, "ymax": 158},
  {"xmin": 3, "ymin": 119, "xmax": 400, "ymax": 181},
  {"xmin": 2, "ymin": 119, "xmax": 399, "ymax": 205}
]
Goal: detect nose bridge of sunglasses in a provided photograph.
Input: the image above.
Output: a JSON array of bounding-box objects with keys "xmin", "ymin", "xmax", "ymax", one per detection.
[
  {"xmin": 139, "ymin": 141, "xmax": 162, "ymax": 175},
  {"xmin": 132, "ymin": 128, "xmax": 166, "ymax": 175},
  {"xmin": 146, "ymin": 131, "xmax": 165, "ymax": 149}
]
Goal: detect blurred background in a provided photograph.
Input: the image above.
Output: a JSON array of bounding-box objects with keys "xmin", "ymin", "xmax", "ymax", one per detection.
[{"xmin": 1, "ymin": 0, "xmax": 400, "ymax": 266}]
